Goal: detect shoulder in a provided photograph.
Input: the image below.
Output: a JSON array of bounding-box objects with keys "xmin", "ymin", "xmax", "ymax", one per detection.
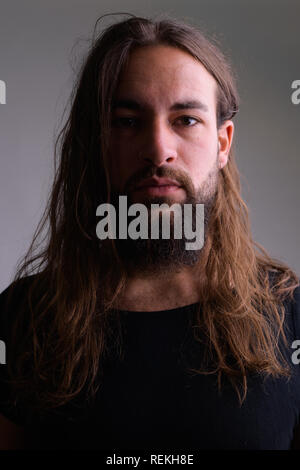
[
  {"xmin": 283, "ymin": 284, "xmax": 300, "ymax": 340},
  {"xmin": 266, "ymin": 268, "xmax": 300, "ymax": 337},
  {"xmin": 0, "ymin": 274, "xmax": 36, "ymax": 303},
  {"xmin": 0, "ymin": 277, "xmax": 36, "ymax": 428},
  {"xmin": 0, "ymin": 274, "xmax": 39, "ymax": 342}
]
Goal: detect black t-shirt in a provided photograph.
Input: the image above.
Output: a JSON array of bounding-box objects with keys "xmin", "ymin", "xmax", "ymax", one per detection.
[{"xmin": 1, "ymin": 276, "xmax": 300, "ymax": 450}]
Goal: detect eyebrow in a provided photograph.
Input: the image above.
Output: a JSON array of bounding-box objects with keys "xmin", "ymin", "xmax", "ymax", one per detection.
[{"xmin": 112, "ymin": 98, "xmax": 209, "ymax": 113}]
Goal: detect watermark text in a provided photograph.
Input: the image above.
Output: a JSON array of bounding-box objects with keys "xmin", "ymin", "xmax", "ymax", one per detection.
[
  {"xmin": 96, "ymin": 196, "xmax": 204, "ymax": 250},
  {"xmin": 0, "ymin": 79, "xmax": 6, "ymax": 104},
  {"xmin": 291, "ymin": 339, "xmax": 300, "ymax": 365},
  {"xmin": 0, "ymin": 340, "xmax": 6, "ymax": 364},
  {"xmin": 291, "ymin": 80, "xmax": 300, "ymax": 105}
]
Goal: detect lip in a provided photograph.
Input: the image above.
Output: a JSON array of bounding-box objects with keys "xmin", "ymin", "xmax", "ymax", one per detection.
[
  {"xmin": 133, "ymin": 177, "xmax": 184, "ymax": 197},
  {"xmin": 135, "ymin": 177, "xmax": 182, "ymax": 190}
]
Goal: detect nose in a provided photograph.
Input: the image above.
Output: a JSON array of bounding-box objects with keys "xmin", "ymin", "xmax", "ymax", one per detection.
[{"xmin": 140, "ymin": 118, "xmax": 178, "ymax": 167}]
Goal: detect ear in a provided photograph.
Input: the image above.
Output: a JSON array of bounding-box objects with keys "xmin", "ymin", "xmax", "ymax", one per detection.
[{"xmin": 217, "ymin": 120, "xmax": 234, "ymax": 169}]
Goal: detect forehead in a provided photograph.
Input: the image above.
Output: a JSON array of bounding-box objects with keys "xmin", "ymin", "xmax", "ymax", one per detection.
[{"xmin": 114, "ymin": 44, "xmax": 218, "ymax": 113}]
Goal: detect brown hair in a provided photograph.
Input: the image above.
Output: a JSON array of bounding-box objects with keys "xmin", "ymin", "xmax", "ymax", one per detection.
[{"xmin": 6, "ymin": 13, "xmax": 299, "ymax": 413}]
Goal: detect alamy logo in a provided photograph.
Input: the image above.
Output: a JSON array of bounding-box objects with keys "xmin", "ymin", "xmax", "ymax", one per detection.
[
  {"xmin": 291, "ymin": 80, "xmax": 300, "ymax": 105},
  {"xmin": 0, "ymin": 340, "xmax": 6, "ymax": 364},
  {"xmin": 291, "ymin": 340, "xmax": 300, "ymax": 365},
  {"xmin": 95, "ymin": 196, "xmax": 204, "ymax": 250},
  {"xmin": 0, "ymin": 79, "xmax": 6, "ymax": 104}
]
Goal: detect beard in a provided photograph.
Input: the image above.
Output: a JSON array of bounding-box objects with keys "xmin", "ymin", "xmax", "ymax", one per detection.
[{"xmin": 110, "ymin": 159, "xmax": 219, "ymax": 277}]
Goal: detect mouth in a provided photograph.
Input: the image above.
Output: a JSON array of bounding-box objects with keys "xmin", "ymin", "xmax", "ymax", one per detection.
[{"xmin": 133, "ymin": 177, "xmax": 183, "ymax": 196}]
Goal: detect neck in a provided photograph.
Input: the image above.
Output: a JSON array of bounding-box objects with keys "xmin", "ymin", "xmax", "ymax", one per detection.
[{"xmin": 115, "ymin": 263, "xmax": 202, "ymax": 312}]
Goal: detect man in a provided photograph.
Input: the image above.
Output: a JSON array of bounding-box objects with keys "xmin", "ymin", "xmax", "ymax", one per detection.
[{"xmin": 0, "ymin": 14, "xmax": 300, "ymax": 450}]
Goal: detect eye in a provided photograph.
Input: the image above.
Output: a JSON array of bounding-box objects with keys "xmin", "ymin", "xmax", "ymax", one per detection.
[
  {"xmin": 113, "ymin": 117, "xmax": 139, "ymax": 128},
  {"xmin": 175, "ymin": 116, "xmax": 200, "ymax": 127}
]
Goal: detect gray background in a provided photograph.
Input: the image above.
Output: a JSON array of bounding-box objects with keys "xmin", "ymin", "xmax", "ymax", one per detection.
[{"xmin": 0, "ymin": 0, "xmax": 299, "ymax": 292}]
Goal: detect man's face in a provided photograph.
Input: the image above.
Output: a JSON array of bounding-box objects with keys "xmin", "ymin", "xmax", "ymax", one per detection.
[
  {"xmin": 106, "ymin": 44, "xmax": 234, "ymax": 273},
  {"xmin": 108, "ymin": 44, "xmax": 233, "ymax": 206}
]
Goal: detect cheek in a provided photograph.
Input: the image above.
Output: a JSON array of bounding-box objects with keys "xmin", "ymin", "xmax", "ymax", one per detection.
[
  {"xmin": 110, "ymin": 158, "xmax": 126, "ymax": 189},
  {"xmin": 108, "ymin": 143, "xmax": 136, "ymax": 190},
  {"xmin": 182, "ymin": 139, "xmax": 217, "ymax": 184},
  {"xmin": 107, "ymin": 145, "xmax": 122, "ymax": 188}
]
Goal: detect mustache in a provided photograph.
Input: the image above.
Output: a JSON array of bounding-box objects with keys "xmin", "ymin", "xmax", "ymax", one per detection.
[{"xmin": 123, "ymin": 165, "xmax": 196, "ymax": 197}]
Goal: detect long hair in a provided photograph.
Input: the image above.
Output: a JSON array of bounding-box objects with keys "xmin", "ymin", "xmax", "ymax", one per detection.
[{"xmin": 5, "ymin": 13, "xmax": 299, "ymax": 412}]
